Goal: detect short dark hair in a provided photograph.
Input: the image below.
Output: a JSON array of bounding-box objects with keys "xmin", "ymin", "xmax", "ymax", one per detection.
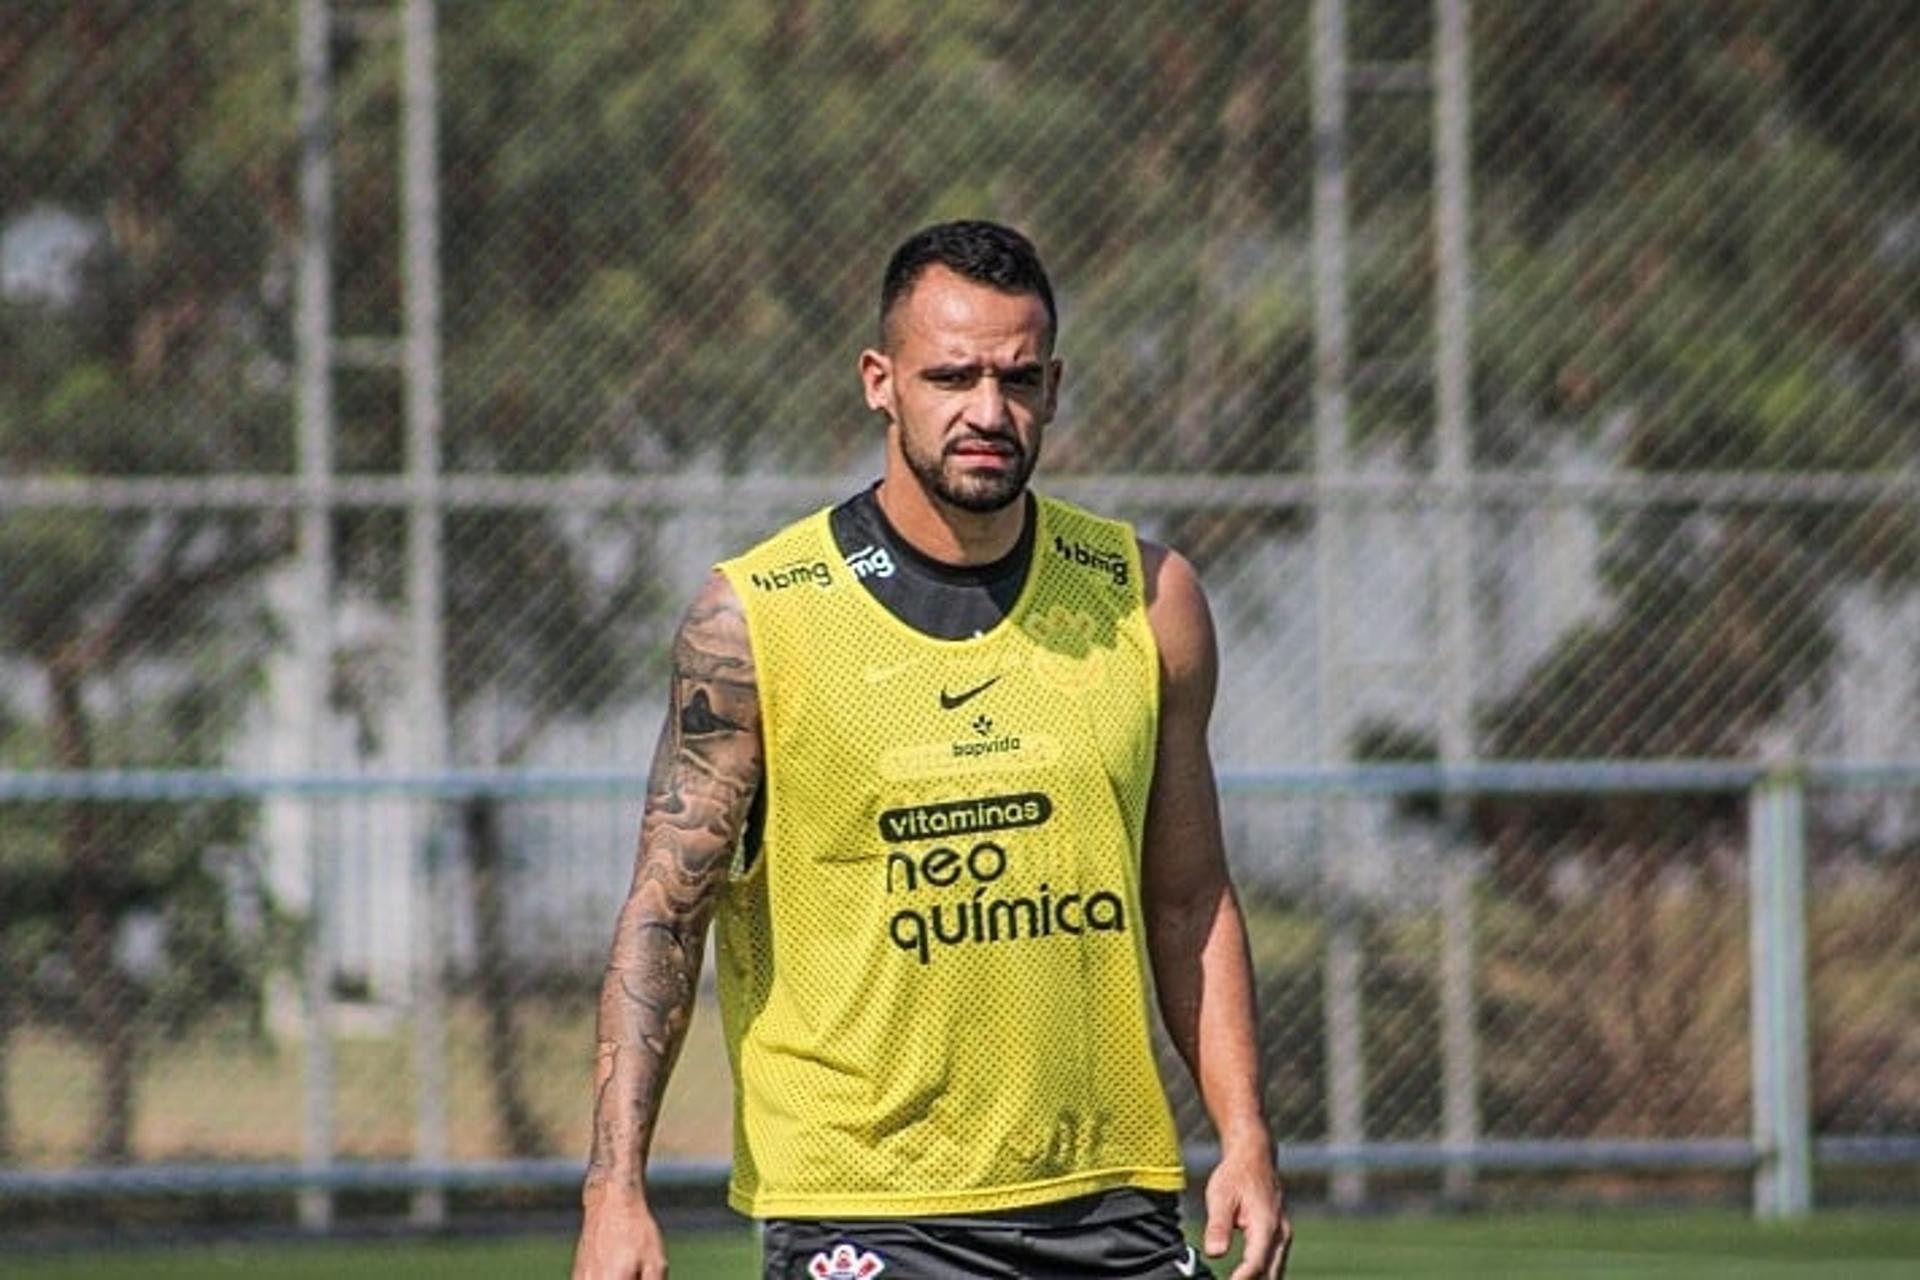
[{"xmin": 879, "ymin": 220, "xmax": 1057, "ymax": 349}]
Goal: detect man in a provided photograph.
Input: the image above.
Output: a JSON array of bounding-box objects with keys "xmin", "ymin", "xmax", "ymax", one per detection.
[{"xmin": 574, "ymin": 220, "xmax": 1289, "ymax": 1280}]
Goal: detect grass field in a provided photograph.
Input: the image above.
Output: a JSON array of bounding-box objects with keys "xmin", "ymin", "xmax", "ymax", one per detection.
[{"xmin": 3, "ymin": 1210, "xmax": 1917, "ymax": 1278}]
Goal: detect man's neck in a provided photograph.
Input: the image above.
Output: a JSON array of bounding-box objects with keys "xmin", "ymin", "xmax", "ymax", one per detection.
[{"xmin": 873, "ymin": 464, "xmax": 1028, "ymax": 567}]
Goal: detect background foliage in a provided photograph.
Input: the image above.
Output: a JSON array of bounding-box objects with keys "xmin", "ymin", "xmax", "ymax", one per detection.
[{"xmin": 0, "ymin": 0, "xmax": 1915, "ymax": 1206}]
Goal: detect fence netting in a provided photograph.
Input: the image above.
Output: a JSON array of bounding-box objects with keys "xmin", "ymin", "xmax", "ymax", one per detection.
[{"xmin": 2, "ymin": 0, "xmax": 1916, "ymax": 1215}]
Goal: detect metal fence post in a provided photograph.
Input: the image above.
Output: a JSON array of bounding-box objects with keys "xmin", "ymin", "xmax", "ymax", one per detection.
[
  {"xmin": 294, "ymin": 0, "xmax": 337, "ymax": 1234},
  {"xmin": 1432, "ymin": 0, "xmax": 1479, "ymax": 1206},
  {"xmin": 1749, "ymin": 766, "xmax": 1813, "ymax": 1218},
  {"xmin": 401, "ymin": 0, "xmax": 451, "ymax": 1227},
  {"xmin": 1311, "ymin": 0, "xmax": 1368, "ymax": 1209},
  {"xmin": 1323, "ymin": 890, "xmax": 1368, "ymax": 1207},
  {"xmin": 1438, "ymin": 849, "xmax": 1479, "ymax": 1200}
]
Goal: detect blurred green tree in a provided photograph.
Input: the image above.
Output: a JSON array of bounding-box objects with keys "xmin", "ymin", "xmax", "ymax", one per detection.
[
  {"xmin": 1472, "ymin": 0, "xmax": 1917, "ymax": 776},
  {"xmin": 0, "ymin": 2, "xmax": 294, "ymax": 1159},
  {"xmin": 1462, "ymin": 0, "xmax": 1916, "ymax": 1115},
  {"xmin": 2, "ymin": 0, "xmax": 1914, "ymax": 1164}
]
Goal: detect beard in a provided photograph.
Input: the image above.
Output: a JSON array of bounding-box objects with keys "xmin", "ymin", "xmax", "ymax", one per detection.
[{"xmin": 902, "ymin": 431, "xmax": 1039, "ymax": 514}]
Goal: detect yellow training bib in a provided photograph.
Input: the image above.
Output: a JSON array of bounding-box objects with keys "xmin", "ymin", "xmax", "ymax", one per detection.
[{"xmin": 713, "ymin": 494, "xmax": 1183, "ymax": 1218}]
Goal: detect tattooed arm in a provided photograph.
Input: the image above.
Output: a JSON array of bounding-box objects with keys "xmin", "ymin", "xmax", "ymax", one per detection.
[{"xmin": 573, "ymin": 571, "xmax": 761, "ymax": 1280}]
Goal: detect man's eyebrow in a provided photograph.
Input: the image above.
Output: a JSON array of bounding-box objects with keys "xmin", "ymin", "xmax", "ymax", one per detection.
[{"xmin": 920, "ymin": 360, "xmax": 1045, "ymax": 378}]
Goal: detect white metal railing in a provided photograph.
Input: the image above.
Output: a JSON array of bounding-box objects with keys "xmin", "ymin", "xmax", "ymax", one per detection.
[
  {"xmin": 6, "ymin": 469, "xmax": 1920, "ymax": 512},
  {"xmin": 5, "ymin": 759, "xmax": 1917, "ymax": 1221}
]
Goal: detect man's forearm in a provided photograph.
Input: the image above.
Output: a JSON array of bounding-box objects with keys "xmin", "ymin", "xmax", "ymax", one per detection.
[
  {"xmin": 1197, "ymin": 891, "xmax": 1272, "ymax": 1147},
  {"xmin": 582, "ymin": 730, "xmax": 747, "ymax": 1193},
  {"xmin": 584, "ymin": 894, "xmax": 710, "ymax": 1194},
  {"xmin": 1153, "ymin": 884, "xmax": 1272, "ymax": 1149}
]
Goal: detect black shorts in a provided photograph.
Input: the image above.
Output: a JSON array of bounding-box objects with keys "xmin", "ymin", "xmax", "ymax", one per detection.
[{"xmin": 760, "ymin": 1190, "xmax": 1214, "ymax": 1279}]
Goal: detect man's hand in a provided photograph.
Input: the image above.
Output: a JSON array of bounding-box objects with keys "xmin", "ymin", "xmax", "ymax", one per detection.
[
  {"xmin": 573, "ymin": 1185, "xmax": 669, "ymax": 1279},
  {"xmin": 1202, "ymin": 1142, "xmax": 1291, "ymax": 1280}
]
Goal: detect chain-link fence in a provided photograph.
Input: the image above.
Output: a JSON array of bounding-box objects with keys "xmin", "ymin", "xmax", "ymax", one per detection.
[{"xmin": 2, "ymin": 0, "xmax": 1917, "ymax": 1229}]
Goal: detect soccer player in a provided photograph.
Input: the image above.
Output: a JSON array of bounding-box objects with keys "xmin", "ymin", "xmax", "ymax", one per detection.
[{"xmin": 573, "ymin": 220, "xmax": 1290, "ymax": 1280}]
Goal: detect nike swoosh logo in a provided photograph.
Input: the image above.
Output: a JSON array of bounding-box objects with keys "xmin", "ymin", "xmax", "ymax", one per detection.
[
  {"xmin": 1175, "ymin": 1244, "xmax": 1200, "ymax": 1277},
  {"xmin": 939, "ymin": 676, "xmax": 1001, "ymax": 710}
]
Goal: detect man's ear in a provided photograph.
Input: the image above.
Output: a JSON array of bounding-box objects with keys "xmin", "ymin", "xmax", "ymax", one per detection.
[
  {"xmin": 1046, "ymin": 356, "xmax": 1064, "ymax": 419},
  {"xmin": 860, "ymin": 348, "xmax": 895, "ymax": 420}
]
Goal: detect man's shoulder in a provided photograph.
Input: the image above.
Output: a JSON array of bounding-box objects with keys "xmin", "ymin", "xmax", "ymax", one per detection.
[
  {"xmin": 1035, "ymin": 491, "xmax": 1154, "ymax": 601},
  {"xmin": 1034, "ymin": 489, "xmax": 1126, "ymax": 531},
  {"xmin": 717, "ymin": 504, "xmax": 846, "ymax": 601},
  {"xmin": 1032, "ymin": 491, "xmax": 1171, "ymax": 560}
]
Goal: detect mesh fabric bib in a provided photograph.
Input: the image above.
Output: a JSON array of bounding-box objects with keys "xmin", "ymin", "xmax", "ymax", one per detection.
[{"xmin": 713, "ymin": 494, "xmax": 1183, "ymax": 1218}]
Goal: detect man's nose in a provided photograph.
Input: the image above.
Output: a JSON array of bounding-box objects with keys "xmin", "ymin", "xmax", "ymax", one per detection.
[{"xmin": 966, "ymin": 374, "xmax": 1013, "ymax": 430}]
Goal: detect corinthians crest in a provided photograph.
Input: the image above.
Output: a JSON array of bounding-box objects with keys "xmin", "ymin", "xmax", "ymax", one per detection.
[{"xmin": 807, "ymin": 1241, "xmax": 887, "ymax": 1279}]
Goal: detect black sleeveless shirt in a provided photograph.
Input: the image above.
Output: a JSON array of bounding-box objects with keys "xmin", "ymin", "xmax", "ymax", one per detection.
[{"xmin": 827, "ymin": 482, "xmax": 1035, "ymax": 640}]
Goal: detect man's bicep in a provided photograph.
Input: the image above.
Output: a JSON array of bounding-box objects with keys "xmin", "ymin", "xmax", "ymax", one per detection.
[
  {"xmin": 631, "ymin": 570, "xmax": 763, "ymax": 900},
  {"xmin": 1141, "ymin": 541, "xmax": 1230, "ymax": 890},
  {"xmin": 1143, "ymin": 708, "xmax": 1231, "ymax": 908},
  {"xmin": 1141, "ymin": 540, "xmax": 1220, "ymax": 724}
]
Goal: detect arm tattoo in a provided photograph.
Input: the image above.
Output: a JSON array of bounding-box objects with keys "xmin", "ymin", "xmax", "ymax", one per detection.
[
  {"xmin": 584, "ymin": 574, "xmax": 760, "ymax": 1194},
  {"xmin": 679, "ymin": 688, "xmax": 742, "ymax": 737}
]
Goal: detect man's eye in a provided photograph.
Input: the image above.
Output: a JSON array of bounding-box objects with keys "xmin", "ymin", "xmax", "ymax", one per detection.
[{"xmin": 927, "ymin": 370, "xmax": 972, "ymax": 387}]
